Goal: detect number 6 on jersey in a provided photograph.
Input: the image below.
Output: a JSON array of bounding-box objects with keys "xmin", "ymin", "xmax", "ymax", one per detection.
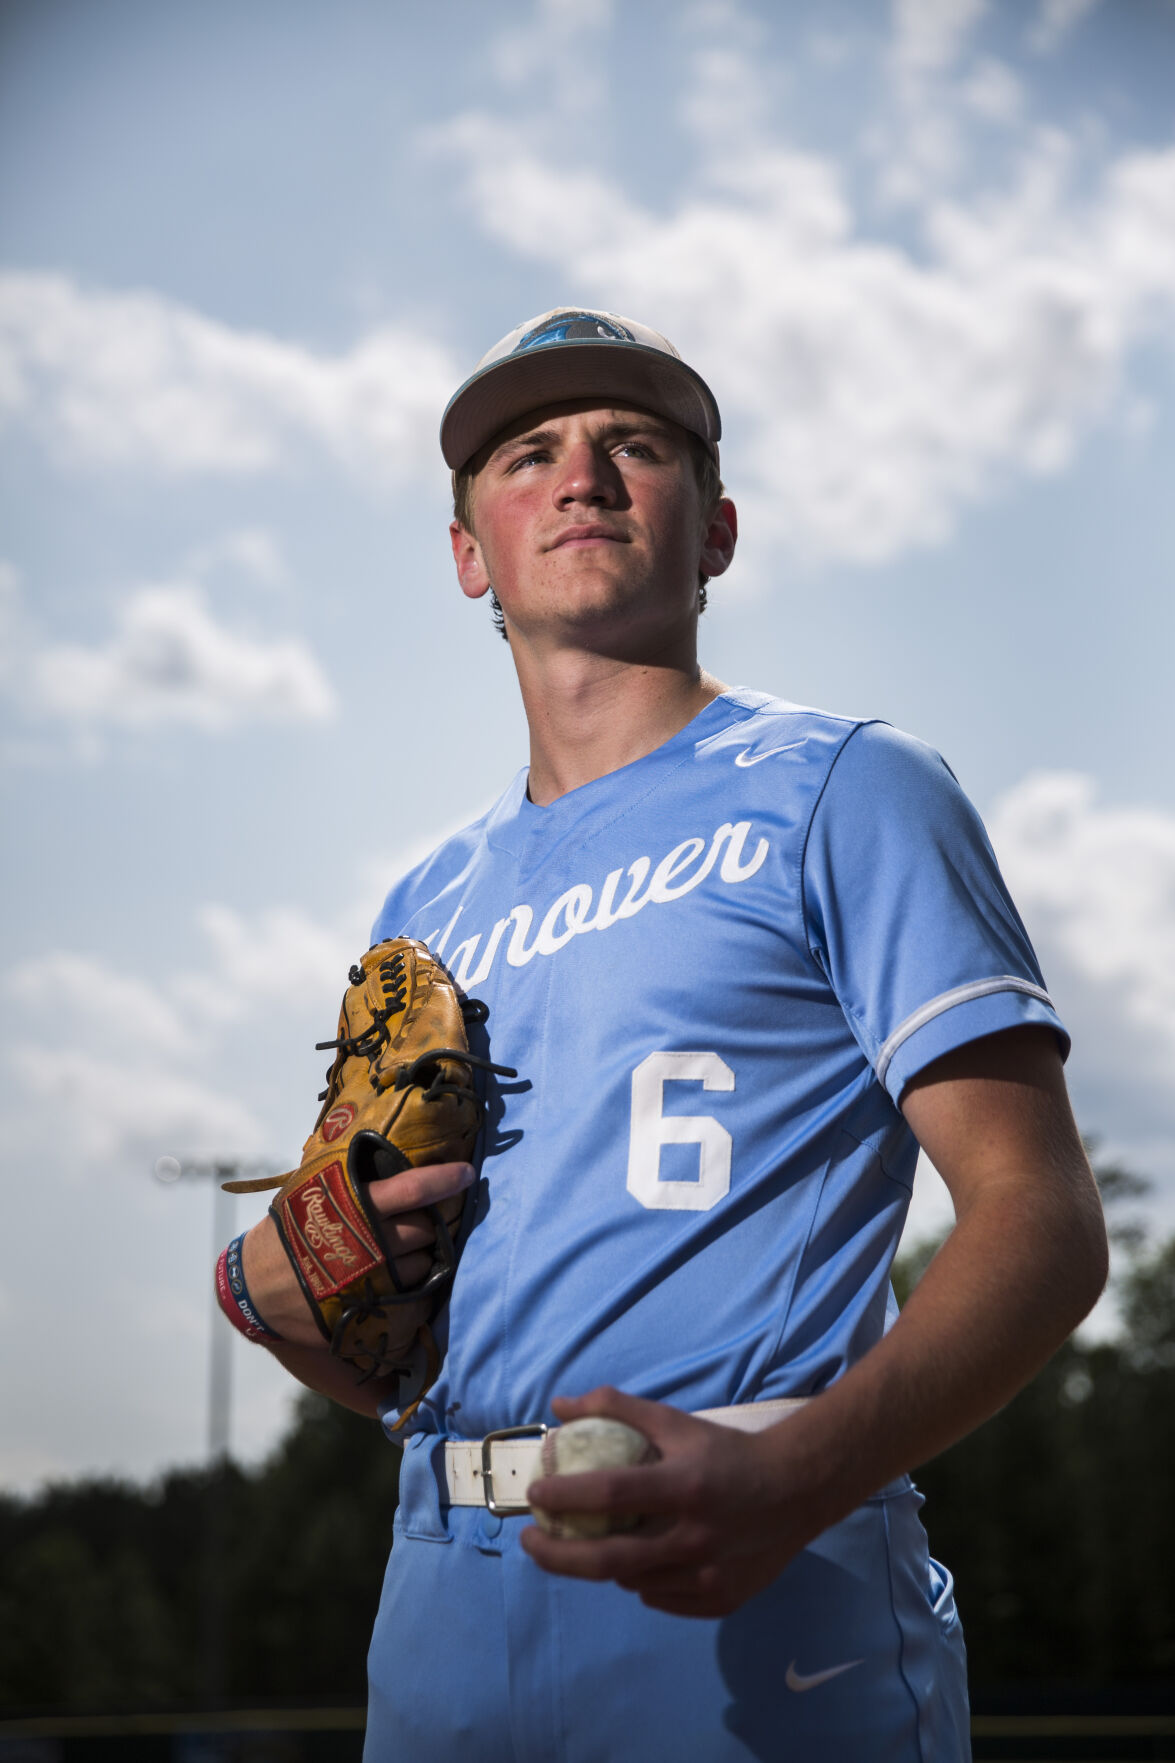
[{"xmin": 626, "ymin": 1051, "xmax": 735, "ymax": 1211}]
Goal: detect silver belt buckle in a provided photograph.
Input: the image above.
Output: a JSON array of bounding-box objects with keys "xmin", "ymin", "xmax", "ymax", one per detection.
[{"xmin": 480, "ymin": 1423, "xmax": 548, "ymax": 1515}]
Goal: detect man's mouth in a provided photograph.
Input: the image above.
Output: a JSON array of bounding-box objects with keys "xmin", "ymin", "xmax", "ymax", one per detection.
[{"xmin": 549, "ymin": 526, "xmax": 628, "ymax": 549}]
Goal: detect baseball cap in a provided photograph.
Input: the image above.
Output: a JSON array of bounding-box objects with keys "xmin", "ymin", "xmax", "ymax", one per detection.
[{"xmin": 440, "ymin": 307, "xmax": 722, "ymax": 471}]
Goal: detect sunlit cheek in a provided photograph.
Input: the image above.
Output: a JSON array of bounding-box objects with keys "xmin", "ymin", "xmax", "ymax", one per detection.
[{"xmin": 475, "ymin": 501, "xmax": 535, "ymax": 583}]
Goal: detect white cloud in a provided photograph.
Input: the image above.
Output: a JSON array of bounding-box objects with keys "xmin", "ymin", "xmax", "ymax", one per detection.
[
  {"xmin": 891, "ymin": 0, "xmax": 987, "ymax": 79},
  {"xmin": 4, "ymin": 5, "xmax": 1169, "ymax": 583},
  {"xmin": 1028, "ymin": 0, "xmax": 1100, "ymax": 56},
  {"xmin": 175, "ymin": 903, "xmax": 360, "ymax": 1025},
  {"xmin": 0, "ymin": 272, "xmax": 458, "ymax": 483},
  {"xmin": 0, "ymin": 817, "xmax": 484, "ymax": 1195},
  {"xmin": 2, "ymin": 911, "xmax": 354, "ymax": 1187},
  {"xmin": 878, "ymin": 0, "xmax": 990, "ymax": 201},
  {"xmin": 184, "ymin": 527, "xmax": 287, "ymax": 587},
  {"xmin": 489, "ymin": 0, "xmax": 613, "ymax": 116},
  {"xmin": 989, "ymin": 773, "xmax": 1175, "ymax": 1058},
  {"xmin": 677, "ymin": 2, "xmax": 771, "ymax": 153},
  {"xmin": 7, "ymin": 952, "xmax": 193, "ymax": 1056},
  {"xmin": 29, "ymin": 582, "xmax": 335, "ymax": 730},
  {"xmin": 422, "ymin": 113, "xmax": 646, "ymax": 266},
  {"xmin": 426, "ymin": 0, "xmax": 1175, "ymax": 573},
  {"xmin": 872, "ymin": 0, "xmax": 1091, "ymax": 212},
  {"xmin": 904, "ymin": 766, "xmax": 1175, "ymax": 1272},
  {"xmin": 2, "ymin": 938, "xmax": 273, "ymax": 1178},
  {"xmin": 172, "ymin": 824, "xmax": 480, "ymax": 1027},
  {"xmin": 960, "ymin": 55, "xmax": 1025, "ymax": 125},
  {"xmin": 988, "ymin": 773, "xmax": 1175, "ymax": 1206},
  {"xmin": 9, "ymin": 1045, "xmax": 263, "ymax": 1168},
  {"xmin": 0, "ymin": 559, "xmax": 20, "ymax": 682}
]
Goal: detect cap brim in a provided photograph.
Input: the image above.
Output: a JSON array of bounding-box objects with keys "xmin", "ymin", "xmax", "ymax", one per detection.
[{"xmin": 440, "ymin": 340, "xmax": 721, "ymax": 470}]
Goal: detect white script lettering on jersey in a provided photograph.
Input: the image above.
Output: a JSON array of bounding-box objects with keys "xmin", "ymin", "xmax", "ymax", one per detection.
[{"xmin": 429, "ymin": 819, "xmax": 770, "ymax": 990}]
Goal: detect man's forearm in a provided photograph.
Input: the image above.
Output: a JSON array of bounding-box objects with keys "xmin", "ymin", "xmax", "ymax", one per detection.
[
  {"xmin": 236, "ymin": 1208, "xmax": 432, "ymax": 1418},
  {"xmin": 226, "ymin": 1215, "xmax": 391, "ymax": 1415},
  {"xmin": 769, "ymin": 1164, "xmax": 1109, "ymax": 1530},
  {"xmin": 263, "ymin": 1338, "xmax": 396, "ymax": 1418},
  {"xmin": 783, "ymin": 1025, "xmax": 1112, "ymax": 1523}
]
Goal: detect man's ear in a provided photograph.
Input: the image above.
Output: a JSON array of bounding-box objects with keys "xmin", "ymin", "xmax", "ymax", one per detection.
[
  {"xmin": 450, "ymin": 520, "xmax": 491, "ymax": 601},
  {"xmin": 699, "ymin": 498, "xmax": 738, "ymax": 581}
]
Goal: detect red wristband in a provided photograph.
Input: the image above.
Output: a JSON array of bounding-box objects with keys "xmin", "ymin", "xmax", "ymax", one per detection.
[{"xmin": 215, "ymin": 1235, "xmax": 282, "ymax": 1342}]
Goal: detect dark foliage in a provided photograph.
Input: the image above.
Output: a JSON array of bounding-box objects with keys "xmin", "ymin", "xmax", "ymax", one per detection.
[
  {"xmin": 0, "ymin": 1398, "xmax": 399, "ymax": 1715},
  {"xmin": 899, "ymin": 1152, "xmax": 1175, "ymax": 1687},
  {"xmin": 915, "ymin": 1332, "xmax": 1175, "ymax": 1684},
  {"xmin": 2, "ymin": 1152, "xmax": 1172, "ymax": 1713}
]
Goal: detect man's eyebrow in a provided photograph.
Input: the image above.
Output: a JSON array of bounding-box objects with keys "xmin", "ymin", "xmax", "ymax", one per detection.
[
  {"xmin": 489, "ymin": 417, "xmax": 676, "ymax": 464},
  {"xmin": 597, "ymin": 418, "xmax": 676, "ymax": 441},
  {"xmin": 489, "ymin": 426, "xmax": 561, "ymax": 462}
]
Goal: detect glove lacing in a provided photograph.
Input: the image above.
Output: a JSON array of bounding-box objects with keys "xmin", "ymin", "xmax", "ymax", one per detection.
[{"xmin": 316, "ymin": 953, "xmax": 515, "ymax": 1106}]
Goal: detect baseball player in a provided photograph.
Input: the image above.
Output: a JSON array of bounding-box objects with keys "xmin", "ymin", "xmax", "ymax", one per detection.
[{"xmin": 235, "ymin": 310, "xmax": 1108, "ymax": 1761}]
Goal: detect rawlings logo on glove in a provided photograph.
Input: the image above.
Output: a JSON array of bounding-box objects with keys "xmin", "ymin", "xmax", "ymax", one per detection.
[{"xmin": 224, "ymin": 938, "xmax": 514, "ymax": 1410}]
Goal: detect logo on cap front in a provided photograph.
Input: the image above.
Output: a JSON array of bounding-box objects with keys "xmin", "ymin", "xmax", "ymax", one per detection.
[{"xmin": 516, "ymin": 312, "xmax": 635, "ymax": 355}]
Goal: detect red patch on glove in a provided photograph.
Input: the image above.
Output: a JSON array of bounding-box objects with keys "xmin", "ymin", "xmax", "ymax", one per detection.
[{"xmin": 281, "ymin": 1162, "xmax": 384, "ymax": 1299}]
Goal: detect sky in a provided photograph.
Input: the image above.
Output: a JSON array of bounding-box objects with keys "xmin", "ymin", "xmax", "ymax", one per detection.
[{"xmin": 1, "ymin": 0, "xmax": 1173, "ymax": 1494}]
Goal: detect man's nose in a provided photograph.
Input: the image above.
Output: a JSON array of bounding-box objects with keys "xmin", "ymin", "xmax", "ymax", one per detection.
[{"xmin": 553, "ymin": 442, "xmax": 619, "ymax": 507}]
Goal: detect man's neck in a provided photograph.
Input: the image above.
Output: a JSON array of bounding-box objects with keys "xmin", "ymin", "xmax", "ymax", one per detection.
[{"xmin": 515, "ymin": 645, "xmax": 728, "ymax": 806}]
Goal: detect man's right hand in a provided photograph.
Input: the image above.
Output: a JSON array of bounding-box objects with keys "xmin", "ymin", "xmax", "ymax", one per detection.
[{"xmin": 240, "ymin": 1160, "xmax": 478, "ymax": 1350}]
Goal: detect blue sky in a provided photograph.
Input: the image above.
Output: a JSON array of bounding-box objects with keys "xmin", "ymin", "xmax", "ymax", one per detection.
[{"xmin": 2, "ymin": 0, "xmax": 1173, "ymax": 1491}]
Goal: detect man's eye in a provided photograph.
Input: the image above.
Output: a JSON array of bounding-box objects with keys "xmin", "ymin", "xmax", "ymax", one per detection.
[
  {"xmin": 507, "ymin": 450, "xmax": 549, "ymax": 471},
  {"xmin": 616, "ymin": 440, "xmax": 654, "ymax": 459}
]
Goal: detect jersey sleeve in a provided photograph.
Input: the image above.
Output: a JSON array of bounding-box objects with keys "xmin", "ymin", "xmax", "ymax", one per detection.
[
  {"xmin": 370, "ymin": 842, "xmax": 465, "ymax": 945},
  {"xmin": 371, "ymin": 876, "xmax": 416, "ymax": 944},
  {"xmin": 802, "ymin": 721, "xmax": 1069, "ymax": 1103}
]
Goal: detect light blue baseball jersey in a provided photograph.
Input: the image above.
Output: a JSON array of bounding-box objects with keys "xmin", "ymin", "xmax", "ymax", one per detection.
[{"xmin": 371, "ymin": 688, "xmax": 1067, "ymax": 1442}]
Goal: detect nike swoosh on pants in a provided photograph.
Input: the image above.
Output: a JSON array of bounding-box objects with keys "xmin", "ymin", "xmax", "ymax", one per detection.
[{"xmin": 784, "ymin": 1658, "xmax": 865, "ymax": 1692}]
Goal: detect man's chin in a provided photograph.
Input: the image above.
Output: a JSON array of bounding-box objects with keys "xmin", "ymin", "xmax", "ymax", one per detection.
[
  {"xmin": 539, "ymin": 564, "xmax": 659, "ymax": 618},
  {"xmin": 519, "ymin": 592, "xmax": 693, "ymax": 661},
  {"xmin": 543, "ymin": 592, "xmax": 656, "ymax": 637}
]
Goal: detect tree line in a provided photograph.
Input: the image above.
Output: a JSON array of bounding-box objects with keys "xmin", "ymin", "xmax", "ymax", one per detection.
[{"xmin": 2, "ymin": 1154, "xmax": 1172, "ymax": 1714}]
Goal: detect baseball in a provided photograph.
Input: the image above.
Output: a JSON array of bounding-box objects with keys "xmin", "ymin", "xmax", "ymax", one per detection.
[{"xmin": 531, "ymin": 1417, "xmax": 659, "ymax": 1539}]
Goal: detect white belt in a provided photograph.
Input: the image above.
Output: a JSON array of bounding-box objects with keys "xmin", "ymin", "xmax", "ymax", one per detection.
[{"xmin": 442, "ymin": 1398, "xmax": 809, "ymax": 1515}]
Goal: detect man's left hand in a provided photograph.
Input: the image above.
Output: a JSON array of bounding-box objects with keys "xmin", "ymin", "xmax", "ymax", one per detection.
[{"xmin": 521, "ymin": 1386, "xmax": 836, "ymax": 1619}]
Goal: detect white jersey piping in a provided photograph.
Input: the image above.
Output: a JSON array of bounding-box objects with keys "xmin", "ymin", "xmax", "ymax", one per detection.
[{"xmin": 875, "ymin": 976, "xmax": 1055, "ymax": 1088}]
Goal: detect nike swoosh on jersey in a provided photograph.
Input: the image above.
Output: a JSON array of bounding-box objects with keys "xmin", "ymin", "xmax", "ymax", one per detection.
[
  {"xmin": 784, "ymin": 1657, "xmax": 865, "ymax": 1693},
  {"xmin": 733, "ymin": 741, "xmax": 806, "ymax": 766}
]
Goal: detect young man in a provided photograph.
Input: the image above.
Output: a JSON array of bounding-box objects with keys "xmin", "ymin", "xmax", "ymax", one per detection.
[{"xmin": 240, "ymin": 310, "xmax": 1107, "ymax": 1761}]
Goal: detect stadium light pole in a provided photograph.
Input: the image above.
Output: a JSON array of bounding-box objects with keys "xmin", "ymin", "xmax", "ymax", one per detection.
[
  {"xmin": 154, "ymin": 1152, "xmax": 280, "ymax": 1708},
  {"xmin": 154, "ymin": 1154, "xmax": 280, "ymax": 1462}
]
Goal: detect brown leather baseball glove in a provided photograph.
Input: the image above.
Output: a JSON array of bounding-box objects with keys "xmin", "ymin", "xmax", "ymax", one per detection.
[{"xmin": 225, "ymin": 938, "xmax": 513, "ymax": 1409}]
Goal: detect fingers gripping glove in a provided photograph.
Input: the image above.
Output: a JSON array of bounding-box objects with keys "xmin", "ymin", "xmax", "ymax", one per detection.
[{"xmin": 224, "ymin": 939, "xmax": 513, "ymax": 1407}]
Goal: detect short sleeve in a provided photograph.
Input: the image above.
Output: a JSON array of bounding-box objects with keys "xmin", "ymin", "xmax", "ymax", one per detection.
[
  {"xmin": 370, "ymin": 843, "xmax": 467, "ymax": 946},
  {"xmin": 802, "ymin": 722, "xmax": 1069, "ymax": 1102},
  {"xmin": 371, "ymin": 877, "xmax": 415, "ymax": 945}
]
